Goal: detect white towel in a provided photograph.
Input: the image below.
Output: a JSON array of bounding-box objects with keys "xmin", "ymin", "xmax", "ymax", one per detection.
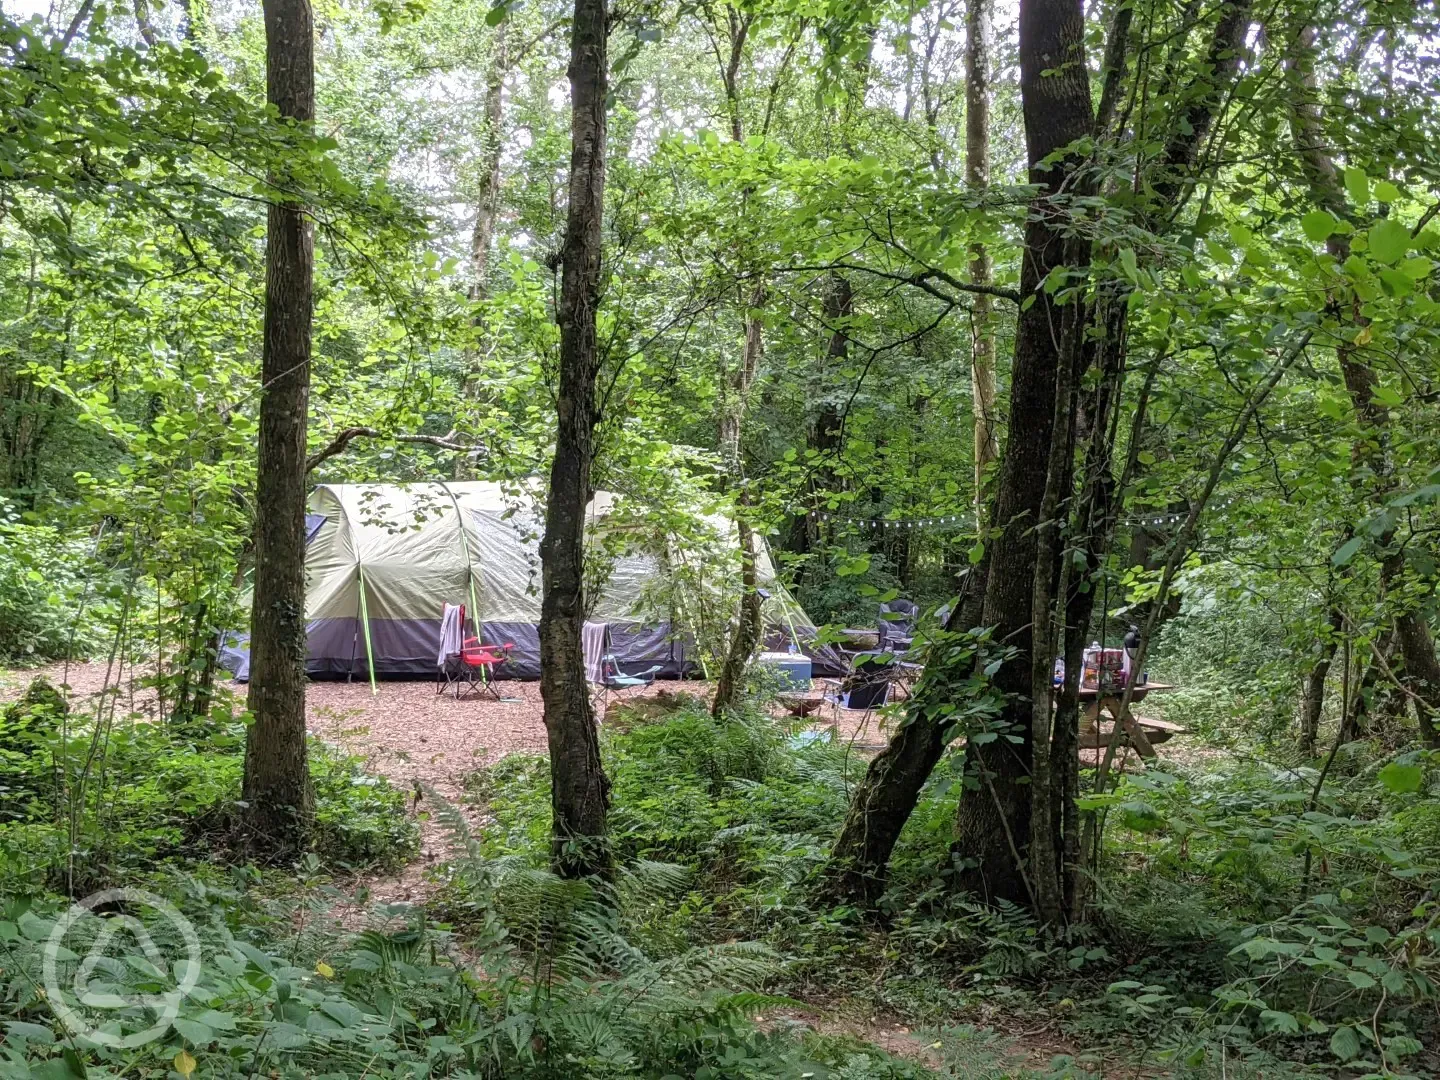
[
  {"xmin": 438, "ymin": 603, "xmax": 463, "ymax": 667},
  {"xmin": 583, "ymin": 621, "xmax": 607, "ymax": 683}
]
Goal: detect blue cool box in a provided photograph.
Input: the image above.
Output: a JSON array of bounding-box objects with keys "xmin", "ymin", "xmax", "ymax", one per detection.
[{"xmin": 758, "ymin": 652, "xmax": 812, "ymax": 689}]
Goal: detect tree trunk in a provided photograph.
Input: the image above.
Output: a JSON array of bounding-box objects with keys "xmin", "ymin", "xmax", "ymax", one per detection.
[
  {"xmin": 1300, "ymin": 607, "xmax": 1343, "ymax": 755},
  {"xmin": 1286, "ymin": 26, "xmax": 1440, "ymax": 749},
  {"xmin": 951, "ymin": 0, "xmax": 1094, "ymax": 909},
  {"xmin": 712, "ymin": 515, "xmax": 764, "ymax": 715},
  {"xmin": 711, "ymin": 284, "xmax": 766, "ymax": 716},
  {"xmin": 539, "ymin": 0, "xmax": 611, "ymax": 879},
  {"xmin": 824, "ymin": 571, "xmax": 989, "ymax": 904},
  {"xmin": 827, "ymin": 0, "xmax": 1097, "ymax": 911},
  {"xmin": 242, "ymin": 0, "xmax": 316, "ymax": 854},
  {"xmin": 469, "ymin": 19, "xmax": 509, "ymax": 302},
  {"xmin": 964, "ymin": 0, "xmax": 996, "ymax": 521},
  {"xmin": 706, "ymin": 11, "xmax": 768, "ymax": 717}
]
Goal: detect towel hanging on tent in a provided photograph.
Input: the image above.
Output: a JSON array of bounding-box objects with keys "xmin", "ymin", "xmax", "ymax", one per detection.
[
  {"xmin": 438, "ymin": 603, "xmax": 464, "ymax": 667},
  {"xmin": 582, "ymin": 621, "xmax": 607, "ymax": 683}
]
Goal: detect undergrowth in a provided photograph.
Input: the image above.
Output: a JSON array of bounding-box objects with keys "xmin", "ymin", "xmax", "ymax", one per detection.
[
  {"xmin": 0, "ymin": 803, "xmax": 946, "ymax": 1079},
  {"xmin": 456, "ymin": 698, "xmax": 1440, "ymax": 1077},
  {"xmin": 0, "ymin": 676, "xmax": 418, "ymax": 892}
]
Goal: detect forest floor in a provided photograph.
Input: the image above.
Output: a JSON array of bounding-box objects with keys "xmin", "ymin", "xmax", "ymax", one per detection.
[
  {"xmin": 0, "ymin": 661, "xmax": 889, "ymax": 905},
  {"xmin": 0, "ymin": 660, "xmax": 1087, "ymax": 1071}
]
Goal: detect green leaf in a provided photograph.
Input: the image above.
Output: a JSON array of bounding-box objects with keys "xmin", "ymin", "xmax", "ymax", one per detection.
[
  {"xmin": 1374, "ymin": 180, "xmax": 1402, "ymax": 203},
  {"xmin": 1379, "ymin": 268, "xmax": 1413, "ymax": 296},
  {"xmin": 1260, "ymin": 1010, "xmax": 1300, "ymax": 1034},
  {"xmin": 1330, "ymin": 1024, "xmax": 1362, "ymax": 1062},
  {"xmin": 172, "ymin": 1018, "xmax": 214, "ymax": 1046},
  {"xmin": 1332, "ymin": 536, "xmax": 1364, "ymax": 567},
  {"xmin": 484, "ymin": 2, "xmax": 508, "ymax": 23},
  {"xmin": 1400, "ymin": 256, "xmax": 1433, "ymax": 279},
  {"xmin": 1378, "ymin": 761, "xmax": 1422, "ymax": 793},
  {"xmin": 3, "ymin": 1021, "xmax": 56, "ymax": 1044},
  {"xmin": 1368, "ymin": 218, "xmax": 1409, "ymax": 264},
  {"xmin": 1301, "ymin": 210, "xmax": 1339, "ymax": 243},
  {"xmin": 1344, "ymin": 166, "xmax": 1370, "ymax": 206},
  {"xmin": 1369, "ymin": 383, "xmax": 1403, "ymax": 407}
]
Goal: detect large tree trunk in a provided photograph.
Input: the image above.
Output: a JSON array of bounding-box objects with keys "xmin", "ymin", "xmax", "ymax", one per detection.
[
  {"xmin": 951, "ymin": 0, "xmax": 1094, "ymax": 909},
  {"xmin": 964, "ymin": 0, "xmax": 997, "ymax": 521},
  {"xmin": 1285, "ymin": 25, "xmax": 1440, "ymax": 749},
  {"xmin": 826, "ymin": 0, "xmax": 1095, "ymax": 910},
  {"xmin": 242, "ymin": 0, "xmax": 316, "ymax": 854},
  {"xmin": 539, "ymin": 0, "xmax": 611, "ymax": 879}
]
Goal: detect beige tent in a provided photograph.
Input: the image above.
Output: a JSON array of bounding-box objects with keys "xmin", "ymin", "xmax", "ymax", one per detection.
[{"xmin": 222, "ymin": 481, "xmax": 843, "ymax": 682}]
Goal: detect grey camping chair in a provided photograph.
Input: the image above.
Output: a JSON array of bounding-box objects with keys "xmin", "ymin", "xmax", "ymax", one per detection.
[{"xmin": 877, "ymin": 598, "xmax": 919, "ymax": 653}]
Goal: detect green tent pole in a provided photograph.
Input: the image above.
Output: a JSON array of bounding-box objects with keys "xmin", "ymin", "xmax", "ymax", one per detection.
[
  {"xmin": 357, "ymin": 568, "xmax": 378, "ymax": 695},
  {"xmin": 468, "ymin": 577, "xmax": 486, "ymax": 686}
]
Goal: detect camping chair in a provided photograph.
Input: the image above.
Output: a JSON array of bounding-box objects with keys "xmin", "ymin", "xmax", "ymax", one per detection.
[
  {"xmin": 877, "ymin": 598, "xmax": 919, "ymax": 654},
  {"xmin": 437, "ymin": 603, "xmax": 513, "ymax": 700},
  {"xmin": 821, "ymin": 652, "xmax": 896, "ymax": 718},
  {"xmin": 596, "ymin": 654, "xmax": 663, "ymax": 714}
]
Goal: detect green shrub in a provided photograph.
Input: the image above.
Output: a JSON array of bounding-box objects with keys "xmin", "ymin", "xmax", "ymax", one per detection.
[
  {"xmin": 0, "ymin": 704, "xmax": 418, "ymax": 891},
  {"xmin": 0, "ymin": 504, "xmax": 113, "ymax": 662},
  {"xmin": 0, "ymin": 810, "xmax": 938, "ymax": 1080}
]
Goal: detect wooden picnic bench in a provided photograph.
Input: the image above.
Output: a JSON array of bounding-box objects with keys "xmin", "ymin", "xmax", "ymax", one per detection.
[{"xmin": 1078, "ymin": 682, "xmax": 1184, "ymax": 759}]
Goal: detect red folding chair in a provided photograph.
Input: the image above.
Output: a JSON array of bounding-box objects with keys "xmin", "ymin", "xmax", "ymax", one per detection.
[
  {"xmin": 438, "ymin": 604, "xmax": 513, "ymax": 700},
  {"xmin": 457, "ymin": 638, "xmax": 512, "ymax": 700}
]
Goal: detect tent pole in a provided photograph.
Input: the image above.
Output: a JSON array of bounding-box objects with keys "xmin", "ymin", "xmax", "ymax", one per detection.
[
  {"xmin": 437, "ymin": 480, "xmax": 484, "ymax": 642},
  {"xmin": 357, "ymin": 568, "xmax": 378, "ymax": 695}
]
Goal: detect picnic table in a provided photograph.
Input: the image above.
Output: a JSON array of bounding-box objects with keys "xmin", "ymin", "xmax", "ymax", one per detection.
[{"xmin": 1077, "ymin": 682, "xmax": 1184, "ymax": 759}]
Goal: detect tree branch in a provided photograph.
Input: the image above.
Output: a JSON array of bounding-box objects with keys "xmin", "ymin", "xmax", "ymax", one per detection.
[
  {"xmin": 305, "ymin": 427, "xmax": 486, "ymax": 473},
  {"xmin": 771, "ymin": 261, "xmax": 1021, "ymax": 303}
]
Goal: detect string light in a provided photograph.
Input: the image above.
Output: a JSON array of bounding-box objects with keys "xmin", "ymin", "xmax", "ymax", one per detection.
[{"xmin": 805, "ymin": 496, "xmax": 1244, "ymax": 532}]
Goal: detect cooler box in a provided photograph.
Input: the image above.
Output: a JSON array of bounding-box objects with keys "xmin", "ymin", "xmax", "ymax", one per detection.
[{"xmin": 758, "ymin": 651, "xmax": 812, "ymax": 690}]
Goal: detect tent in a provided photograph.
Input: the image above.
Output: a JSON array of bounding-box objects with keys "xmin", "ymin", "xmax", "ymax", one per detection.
[{"xmin": 221, "ymin": 481, "xmax": 845, "ymax": 682}]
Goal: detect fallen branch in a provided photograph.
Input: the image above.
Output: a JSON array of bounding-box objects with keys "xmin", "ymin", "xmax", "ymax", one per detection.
[{"xmin": 305, "ymin": 427, "xmax": 486, "ymax": 473}]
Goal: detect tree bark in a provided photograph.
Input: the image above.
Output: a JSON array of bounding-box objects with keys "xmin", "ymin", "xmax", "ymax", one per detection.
[
  {"xmin": 951, "ymin": 0, "xmax": 1094, "ymax": 909},
  {"xmin": 1300, "ymin": 607, "xmax": 1343, "ymax": 755},
  {"xmin": 539, "ymin": 0, "xmax": 612, "ymax": 879},
  {"xmin": 964, "ymin": 0, "xmax": 997, "ymax": 521},
  {"xmin": 469, "ymin": 19, "xmax": 509, "ymax": 302},
  {"xmin": 824, "ymin": 569, "xmax": 989, "ymax": 904},
  {"xmin": 1285, "ymin": 25, "xmax": 1440, "ymax": 749},
  {"xmin": 242, "ymin": 0, "xmax": 316, "ymax": 854}
]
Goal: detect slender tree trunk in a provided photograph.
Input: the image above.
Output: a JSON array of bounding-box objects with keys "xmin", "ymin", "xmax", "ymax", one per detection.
[
  {"xmin": 242, "ymin": 0, "xmax": 316, "ymax": 854},
  {"xmin": 539, "ymin": 0, "xmax": 612, "ymax": 879},
  {"xmin": 951, "ymin": 0, "xmax": 1094, "ymax": 909},
  {"xmin": 712, "ymin": 285, "xmax": 767, "ymax": 717},
  {"xmin": 707, "ymin": 11, "xmax": 769, "ymax": 717},
  {"xmin": 469, "ymin": 19, "xmax": 509, "ymax": 302},
  {"xmin": 1286, "ymin": 26, "xmax": 1440, "ymax": 748},
  {"xmin": 1301, "ymin": 607, "xmax": 1343, "ymax": 755},
  {"xmin": 824, "ymin": 570, "xmax": 989, "ymax": 904},
  {"xmin": 796, "ymin": 273, "xmax": 850, "ymax": 569},
  {"xmin": 964, "ymin": 0, "xmax": 996, "ymax": 521}
]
